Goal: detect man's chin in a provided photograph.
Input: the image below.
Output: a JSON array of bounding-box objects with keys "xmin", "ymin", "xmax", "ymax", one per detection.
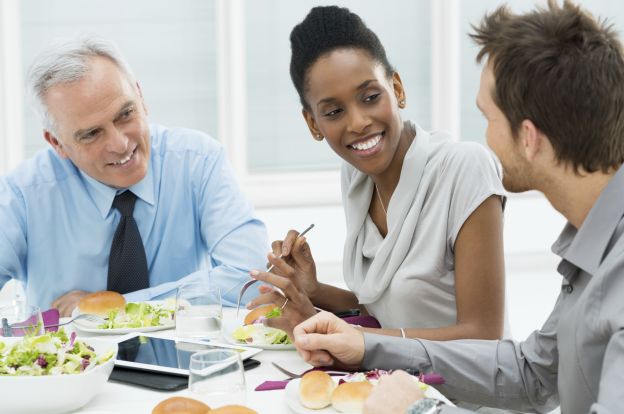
[
  {"xmin": 106, "ymin": 167, "xmax": 148, "ymax": 189},
  {"xmin": 502, "ymin": 178, "xmax": 531, "ymax": 193}
]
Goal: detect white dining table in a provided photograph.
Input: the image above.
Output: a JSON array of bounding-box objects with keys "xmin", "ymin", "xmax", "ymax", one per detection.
[{"xmin": 72, "ymin": 308, "xmax": 316, "ymax": 414}]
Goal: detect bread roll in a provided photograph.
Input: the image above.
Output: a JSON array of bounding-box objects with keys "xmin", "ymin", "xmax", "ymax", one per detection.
[
  {"xmin": 209, "ymin": 405, "xmax": 258, "ymax": 414},
  {"xmin": 78, "ymin": 291, "xmax": 126, "ymax": 317},
  {"xmin": 151, "ymin": 396, "xmax": 210, "ymax": 414},
  {"xmin": 299, "ymin": 370, "xmax": 335, "ymax": 409},
  {"xmin": 331, "ymin": 381, "xmax": 373, "ymax": 413},
  {"xmin": 244, "ymin": 304, "xmax": 277, "ymax": 325}
]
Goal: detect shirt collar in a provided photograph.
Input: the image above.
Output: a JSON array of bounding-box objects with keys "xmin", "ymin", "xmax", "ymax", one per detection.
[
  {"xmin": 551, "ymin": 166, "xmax": 624, "ymax": 276},
  {"xmin": 80, "ymin": 162, "xmax": 155, "ymax": 219}
]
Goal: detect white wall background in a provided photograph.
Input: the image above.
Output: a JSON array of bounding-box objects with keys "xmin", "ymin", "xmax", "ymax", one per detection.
[{"xmin": 3, "ymin": 0, "xmax": 607, "ymax": 342}]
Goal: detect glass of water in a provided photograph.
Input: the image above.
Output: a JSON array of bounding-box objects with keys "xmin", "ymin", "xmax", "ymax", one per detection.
[
  {"xmin": 175, "ymin": 281, "xmax": 223, "ymax": 339},
  {"xmin": 0, "ymin": 304, "xmax": 44, "ymax": 337},
  {"xmin": 188, "ymin": 349, "xmax": 246, "ymax": 406}
]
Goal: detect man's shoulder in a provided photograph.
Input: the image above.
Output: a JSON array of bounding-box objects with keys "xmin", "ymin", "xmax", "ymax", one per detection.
[
  {"xmin": 150, "ymin": 124, "xmax": 223, "ymax": 157},
  {"xmin": 4, "ymin": 147, "xmax": 76, "ymax": 190}
]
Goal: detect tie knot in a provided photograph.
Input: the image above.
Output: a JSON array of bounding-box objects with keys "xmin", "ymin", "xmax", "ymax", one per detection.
[{"xmin": 112, "ymin": 191, "xmax": 137, "ymax": 217}]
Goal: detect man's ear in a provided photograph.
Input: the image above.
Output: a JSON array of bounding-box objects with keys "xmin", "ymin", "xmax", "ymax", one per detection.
[
  {"xmin": 43, "ymin": 130, "xmax": 69, "ymax": 159},
  {"xmin": 136, "ymin": 81, "xmax": 148, "ymax": 116},
  {"xmin": 302, "ymin": 108, "xmax": 324, "ymax": 141},
  {"xmin": 519, "ymin": 119, "xmax": 543, "ymax": 162}
]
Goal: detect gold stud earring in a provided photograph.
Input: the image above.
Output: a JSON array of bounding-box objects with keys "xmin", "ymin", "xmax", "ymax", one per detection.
[{"xmin": 399, "ymin": 100, "xmax": 406, "ymax": 108}]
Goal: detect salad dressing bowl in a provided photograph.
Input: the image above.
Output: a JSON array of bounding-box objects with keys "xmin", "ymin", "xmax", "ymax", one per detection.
[{"xmin": 0, "ymin": 335, "xmax": 118, "ymax": 414}]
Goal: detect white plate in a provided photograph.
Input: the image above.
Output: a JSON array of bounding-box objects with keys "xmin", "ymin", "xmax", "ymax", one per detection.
[
  {"xmin": 222, "ymin": 318, "xmax": 295, "ymax": 350},
  {"xmin": 224, "ymin": 331, "xmax": 296, "ymax": 350},
  {"xmin": 284, "ymin": 376, "xmax": 453, "ymax": 413},
  {"xmin": 71, "ymin": 301, "xmax": 175, "ymax": 335}
]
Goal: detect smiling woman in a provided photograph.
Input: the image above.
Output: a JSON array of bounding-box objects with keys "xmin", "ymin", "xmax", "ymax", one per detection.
[{"xmin": 248, "ymin": 5, "xmax": 507, "ymax": 349}]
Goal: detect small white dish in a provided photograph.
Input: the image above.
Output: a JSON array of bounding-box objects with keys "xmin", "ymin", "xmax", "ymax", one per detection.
[{"xmin": 284, "ymin": 376, "xmax": 453, "ymax": 413}]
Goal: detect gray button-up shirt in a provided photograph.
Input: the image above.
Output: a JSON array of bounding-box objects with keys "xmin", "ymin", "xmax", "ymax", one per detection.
[{"xmin": 363, "ymin": 167, "xmax": 624, "ymax": 414}]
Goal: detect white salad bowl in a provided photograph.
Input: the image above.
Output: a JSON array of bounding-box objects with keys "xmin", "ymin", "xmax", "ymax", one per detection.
[{"xmin": 0, "ymin": 337, "xmax": 118, "ymax": 414}]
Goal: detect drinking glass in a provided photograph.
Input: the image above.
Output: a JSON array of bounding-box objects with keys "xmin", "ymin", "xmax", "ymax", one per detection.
[
  {"xmin": 0, "ymin": 304, "xmax": 44, "ymax": 337},
  {"xmin": 175, "ymin": 282, "xmax": 223, "ymax": 339},
  {"xmin": 188, "ymin": 349, "xmax": 246, "ymax": 406}
]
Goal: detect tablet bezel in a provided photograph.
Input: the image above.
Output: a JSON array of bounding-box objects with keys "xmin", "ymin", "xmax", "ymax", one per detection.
[{"xmin": 113, "ymin": 332, "xmax": 262, "ymax": 376}]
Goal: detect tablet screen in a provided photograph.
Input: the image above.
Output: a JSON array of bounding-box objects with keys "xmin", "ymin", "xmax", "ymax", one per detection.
[{"xmin": 115, "ymin": 334, "xmax": 260, "ymax": 375}]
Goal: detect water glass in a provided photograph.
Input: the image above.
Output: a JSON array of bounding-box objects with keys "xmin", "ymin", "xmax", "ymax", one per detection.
[
  {"xmin": 0, "ymin": 304, "xmax": 44, "ymax": 337},
  {"xmin": 188, "ymin": 349, "xmax": 246, "ymax": 406},
  {"xmin": 176, "ymin": 282, "xmax": 223, "ymax": 339}
]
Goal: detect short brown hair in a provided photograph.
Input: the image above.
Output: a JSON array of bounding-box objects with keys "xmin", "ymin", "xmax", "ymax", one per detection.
[{"xmin": 470, "ymin": 0, "xmax": 624, "ymax": 173}]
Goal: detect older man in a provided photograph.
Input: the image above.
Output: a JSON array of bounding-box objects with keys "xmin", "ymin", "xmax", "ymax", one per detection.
[
  {"xmin": 0, "ymin": 37, "xmax": 267, "ymax": 315},
  {"xmin": 292, "ymin": 1, "xmax": 624, "ymax": 413}
]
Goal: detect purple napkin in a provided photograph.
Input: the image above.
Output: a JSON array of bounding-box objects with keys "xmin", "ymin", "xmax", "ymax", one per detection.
[
  {"xmin": 255, "ymin": 380, "xmax": 289, "ymax": 391},
  {"xmin": 255, "ymin": 367, "xmax": 347, "ymax": 391},
  {"xmin": 342, "ymin": 315, "xmax": 381, "ymax": 328},
  {"xmin": 42, "ymin": 308, "xmax": 60, "ymax": 332},
  {"xmin": 254, "ymin": 370, "xmax": 445, "ymax": 392}
]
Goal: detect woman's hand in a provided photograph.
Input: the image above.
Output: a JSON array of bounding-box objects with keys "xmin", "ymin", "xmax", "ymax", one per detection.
[
  {"xmin": 270, "ymin": 230, "xmax": 320, "ymax": 300},
  {"xmin": 247, "ymin": 255, "xmax": 318, "ymax": 337}
]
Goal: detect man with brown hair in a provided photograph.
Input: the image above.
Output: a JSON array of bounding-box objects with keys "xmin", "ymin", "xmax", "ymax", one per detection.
[{"xmin": 291, "ymin": 1, "xmax": 624, "ymax": 413}]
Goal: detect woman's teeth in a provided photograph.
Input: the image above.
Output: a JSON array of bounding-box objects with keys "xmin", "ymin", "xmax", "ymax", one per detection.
[{"xmin": 350, "ymin": 134, "xmax": 381, "ymax": 151}]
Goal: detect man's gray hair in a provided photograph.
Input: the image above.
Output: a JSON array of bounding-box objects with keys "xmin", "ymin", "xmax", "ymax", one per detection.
[{"xmin": 27, "ymin": 36, "xmax": 136, "ymax": 134}]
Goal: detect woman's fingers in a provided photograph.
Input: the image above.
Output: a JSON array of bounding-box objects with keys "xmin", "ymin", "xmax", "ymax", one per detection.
[
  {"xmin": 250, "ymin": 269, "xmax": 299, "ymax": 301},
  {"xmin": 267, "ymin": 253, "xmax": 296, "ymax": 278},
  {"xmin": 257, "ymin": 285, "xmax": 275, "ymax": 294},
  {"xmin": 270, "ymin": 239, "xmax": 283, "ymax": 257},
  {"xmin": 246, "ymin": 290, "xmax": 281, "ymax": 309},
  {"xmin": 281, "ymin": 229, "xmax": 302, "ymax": 256}
]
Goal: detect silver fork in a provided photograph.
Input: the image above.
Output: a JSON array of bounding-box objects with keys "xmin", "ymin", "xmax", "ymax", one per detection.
[
  {"xmin": 271, "ymin": 362, "xmax": 348, "ymax": 379},
  {"xmin": 236, "ymin": 223, "xmax": 315, "ymax": 317},
  {"xmin": 49, "ymin": 313, "xmax": 106, "ymax": 327}
]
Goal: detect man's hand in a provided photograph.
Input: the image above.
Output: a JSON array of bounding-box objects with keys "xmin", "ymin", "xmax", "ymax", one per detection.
[
  {"xmin": 51, "ymin": 290, "xmax": 90, "ymax": 317},
  {"xmin": 293, "ymin": 311, "xmax": 365, "ymax": 370},
  {"xmin": 363, "ymin": 371, "xmax": 425, "ymax": 414}
]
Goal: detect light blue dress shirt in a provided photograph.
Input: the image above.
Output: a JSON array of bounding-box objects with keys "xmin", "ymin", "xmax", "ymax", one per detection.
[{"xmin": 0, "ymin": 124, "xmax": 268, "ymax": 308}]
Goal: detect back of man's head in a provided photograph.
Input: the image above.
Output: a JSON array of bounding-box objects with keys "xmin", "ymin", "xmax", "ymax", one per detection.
[
  {"xmin": 471, "ymin": 0, "xmax": 624, "ymax": 174},
  {"xmin": 27, "ymin": 36, "xmax": 135, "ymax": 135}
]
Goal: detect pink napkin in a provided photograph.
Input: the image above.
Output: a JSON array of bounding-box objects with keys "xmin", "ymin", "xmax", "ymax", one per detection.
[
  {"xmin": 42, "ymin": 308, "xmax": 60, "ymax": 332},
  {"xmin": 254, "ymin": 370, "xmax": 445, "ymax": 391},
  {"xmin": 342, "ymin": 315, "xmax": 381, "ymax": 328},
  {"xmin": 255, "ymin": 368, "xmax": 347, "ymax": 391},
  {"xmin": 255, "ymin": 380, "xmax": 290, "ymax": 391},
  {"xmin": 4, "ymin": 308, "xmax": 60, "ymax": 336}
]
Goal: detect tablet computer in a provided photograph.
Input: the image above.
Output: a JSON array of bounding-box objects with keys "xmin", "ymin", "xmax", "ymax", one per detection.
[{"xmin": 114, "ymin": 333, "xmax": 261, "ymax": 376}]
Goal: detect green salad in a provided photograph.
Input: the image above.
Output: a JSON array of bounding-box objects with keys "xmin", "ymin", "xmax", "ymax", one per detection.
[
  {"xmin": 98, "ymin": 302, "xmax": 175, "ymax": 329},
  {"xmin": 0, "ymin": 330, "xmax": 114, "ymax": 376},
  {"xmin": 231, "ymin": 306, "xmax": 292, "ymax": 345}
]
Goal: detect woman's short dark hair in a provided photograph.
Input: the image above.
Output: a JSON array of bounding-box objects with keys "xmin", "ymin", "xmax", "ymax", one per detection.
[
  {"xmin": 471, "ymin": 0, "xmax": 624, "ymax": 173},
  {"xmin": 290, "ymin": 5, "xmax": 394, "ymax": 109}
]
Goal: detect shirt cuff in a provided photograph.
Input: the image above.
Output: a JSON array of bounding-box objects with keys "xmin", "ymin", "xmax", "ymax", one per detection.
[{"xmin": 362, "ymin": 333, "xmax": 430, "ymax": 371}]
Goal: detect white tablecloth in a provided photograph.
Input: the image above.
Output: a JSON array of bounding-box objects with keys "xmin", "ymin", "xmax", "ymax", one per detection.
[{"xmin": 73, "ymin": 308, "xmax": 314, "ymax": 414}]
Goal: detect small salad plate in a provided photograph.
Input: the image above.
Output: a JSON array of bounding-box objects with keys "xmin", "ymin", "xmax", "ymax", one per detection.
[
  {"xmin": 71, "ymin": 301, "xmax": 175, "ymax": 335},
  {"xmin": 222, "ymin": 317, "xmax": 295, "ymax": 350}
]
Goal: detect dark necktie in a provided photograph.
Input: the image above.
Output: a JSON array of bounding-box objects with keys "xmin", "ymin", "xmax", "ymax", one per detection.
[{"xmin": 107, "ymin": 191, "xmax": 149, "ymax": 293}]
